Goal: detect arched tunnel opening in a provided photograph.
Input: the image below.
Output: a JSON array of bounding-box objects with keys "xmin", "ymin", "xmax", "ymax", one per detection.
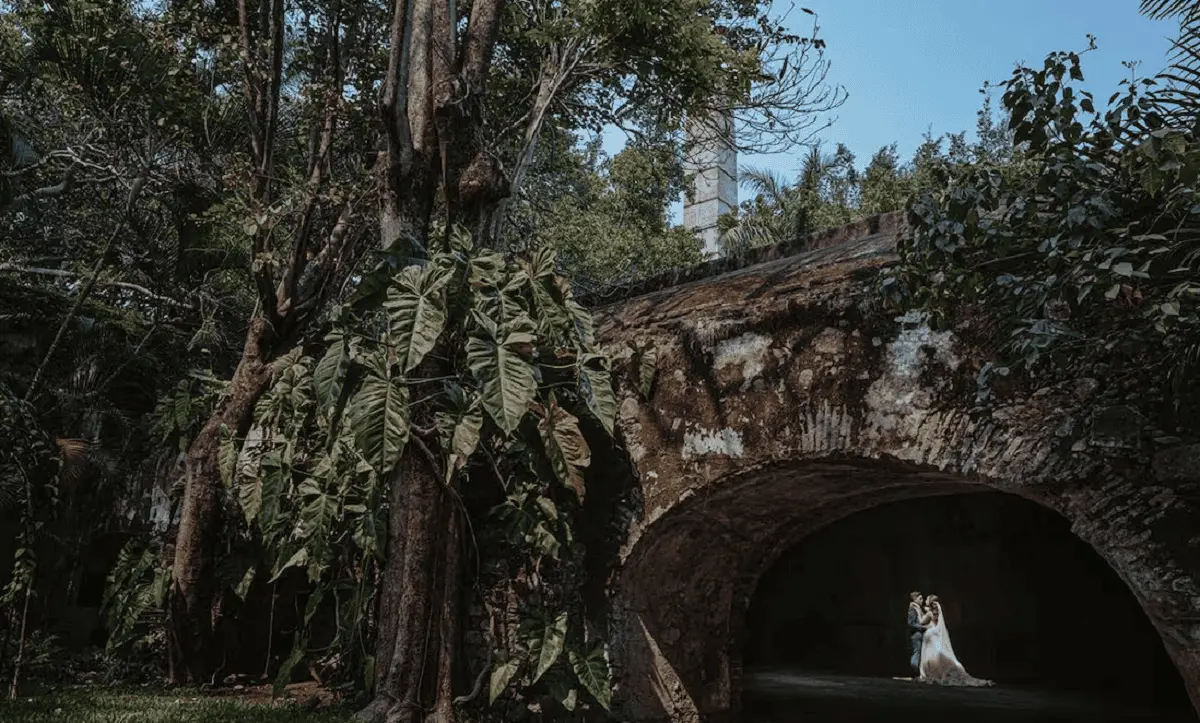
[{"xmin": 740, "ymin": 491, "xmax": 1196, "ymax": 722}]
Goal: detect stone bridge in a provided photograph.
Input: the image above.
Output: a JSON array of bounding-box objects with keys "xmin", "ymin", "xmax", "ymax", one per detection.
[{"xmin": 590, "ymin": 212, "xmax": 1200, "ymax": 722}]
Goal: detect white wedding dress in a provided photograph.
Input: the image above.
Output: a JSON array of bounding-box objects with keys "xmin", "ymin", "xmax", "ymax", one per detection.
[{"xmin": 918, "ymin": 601, "xmax": 993, "ymax": 687}]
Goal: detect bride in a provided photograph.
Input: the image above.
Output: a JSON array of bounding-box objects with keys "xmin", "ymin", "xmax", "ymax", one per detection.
[{"xmin": 918, "ymin": 595, "xmax": 993, "ymax": 687}]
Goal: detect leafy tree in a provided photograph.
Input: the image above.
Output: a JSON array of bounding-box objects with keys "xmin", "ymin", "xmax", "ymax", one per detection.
[
  {"xmin": 859, "ymin": 143, "xmax": 907, "ymax": 216},
  {"xmin": 482, "ymin": 1, "xmax": 845, "ymax": 245},
  {"xmin": 885, "ymin": 30, "xmax": 1200, "ymax": 424},
  {"xmin": 222, "ymin": 233, "xmax": 617, "ymax": 719},
  {"xmin": 718, "ymin": 166, "xmax": 806, "ymax": 252},
  {"xmin": 0, "ymin": 386, "xmax": 60, "ymax": 698},
  {"xmin": 720, "ymin": 96, "xmax": 1015, "ymax": 251},
  {"xmin": 3, "ymin": 0, "xmax": 849, "ymax": 711},
  {"xmin": 0, "ymin": 1, "xmax": 261, "ymax": 690},
  {"xmin": 525, "ymin": 138, "xmax": 703, "ymax": 289}
]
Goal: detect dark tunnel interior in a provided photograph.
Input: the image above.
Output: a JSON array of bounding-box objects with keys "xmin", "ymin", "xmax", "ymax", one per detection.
[{"xmin": 742, "ymin": 491, "xmax": 1193, "ymax": 716}]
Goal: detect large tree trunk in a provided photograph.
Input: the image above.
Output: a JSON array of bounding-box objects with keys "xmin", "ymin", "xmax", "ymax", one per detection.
[
  {"xmin": 358, "ymin": 437, "xmax": 466, "ymax": 723},
  {"xmin": 168, "ymin": 316, "xmax": 277, "ymax": 684},
  {"xmin": 362, "ymin": 0, "xmax": 507, "ymax": 717},
  {"xmin": 430, "ymin": 494, "xmax": 462, "ymax": 723}
]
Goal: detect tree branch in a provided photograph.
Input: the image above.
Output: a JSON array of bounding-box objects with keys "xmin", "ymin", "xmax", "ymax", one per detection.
[
  {"xmin": 23, "ymin": 168, "xmax": 150, "ymax": 402},
  {"xmin": 0, "ymin": 265, "xmax": 197, "ymax": 310},
  {"xmin": 459, "ymin": 0, "xmax": 505, "ymax": 88}
]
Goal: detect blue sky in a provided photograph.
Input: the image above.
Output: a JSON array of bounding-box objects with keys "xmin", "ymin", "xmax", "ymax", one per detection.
[{"xmin": 602, "ymin": 1, "xmax": 1182, "ymax": 218}]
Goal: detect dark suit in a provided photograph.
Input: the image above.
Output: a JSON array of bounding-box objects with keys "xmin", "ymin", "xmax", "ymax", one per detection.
[{"xmin": 907, "ymin": 602, "xmax": 926, "ymax": 673}]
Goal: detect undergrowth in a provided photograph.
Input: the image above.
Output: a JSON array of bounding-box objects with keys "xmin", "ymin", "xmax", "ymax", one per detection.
[{"xmin": 0, "ymin": 687, "xmax": 355, "ymax": 723}]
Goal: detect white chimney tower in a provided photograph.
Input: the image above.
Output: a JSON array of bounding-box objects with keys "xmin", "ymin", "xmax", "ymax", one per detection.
[{"xmin": 682, "ymin": 110, "xmax": 737, "ymax": 259}]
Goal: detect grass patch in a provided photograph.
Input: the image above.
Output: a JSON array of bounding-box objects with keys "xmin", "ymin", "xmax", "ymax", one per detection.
[{"xmin": 0, "ymin": 686, "xmax": 357, "ymax": 723}]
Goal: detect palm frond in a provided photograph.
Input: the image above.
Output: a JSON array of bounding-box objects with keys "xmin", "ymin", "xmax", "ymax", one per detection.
[
  {"xmin": 1140, "ymin": 0, "xmax": 1200, "ymax": 21},
  {"xmin": 738, "ymin": 166, "xmax": 788, "ymax": 204},
  {"xmin": 55, "ymin": 437, "xmax": 95, "ymax": 483}
]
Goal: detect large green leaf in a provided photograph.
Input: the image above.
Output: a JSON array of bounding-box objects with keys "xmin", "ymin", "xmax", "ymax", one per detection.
[
  {"xmin": 233, "ymin": 564, "xmax": 256, "ymax": 601},
  {"xmin": 295, "ymin": 479, "xmax": 337, "ymax": 539},
  {"xmin": 313, "ymin": 332, "xmax": 354, "ymax": 413},
  {"xmin": 578, "ymin": 354, "xmax": 617, "ymax": 435},
  {"xmin": 295, "ymin": 477, "xmax": 337, "ymax": 583},
  {"xmin": 271, "ymin": 346, "xmax": 305, "ymax": 377},
  {"xmin": 544, "ymin": 666, "xmax": 578, "ymax": 712},
  {"xmin": 489, "ymin": 658, "xmax": 521, "ymax": 705},
  {"xmin": 270, "ymin": 547, "xmax": 308, "ymax": 582},
  {"xmin": 257, "ymin": 450, "xmax": 288, "ymax": 540},
  {"xmin": 467, "ymin": 314, "xmax": 537, "ymax": 434},
  {"xmin": 535, "ymin": 397, "xmax": 591, "ymax": 499},
  {"xmin": 525, "ymin": 611, "xmax": 568, "ymax": 683},
  {"xmin": 349, "ymin": 354, "xmax": 410, "ymax": 476},
  {"xmin": 274, "ymin": 632, "xmax": 309, "ymax": 697},
  {"xmin": 476, "ymin": 273, "xmax": 528, "ymax": 326},
  {"xmin": 567, "ymin": 299, "xmax": 595, "ymax": 347},
  {"xmin": 469, "ymin": 249, "xmax": 506, "ymax": 289},
  {"xmin": 238, "ymin": 473, "xmax": 262, "ymax": 526},
  {"xmin": 570, "ymin": 641, "xmax": 612, "ymax": 711},
  {"xmin": 218, "ymin": 432, "xmax": 238, "ymax": 487},
  {"xmin": 384, "ymin": 264, "xmax": 452, "ymax": 372},
  {"xmin": 436, "ymin": 383, "xmax": 483, "ymax": 482},
  {"xmin": 630, "ymin": 340, "xmax": 658, "ymax": 399},
  {"xmin": 497, "ymin": 493, "xmax": 563, "ymax": 561},
  {"xmin": 522, "ymin": 247, "xmax": 562, "ymax": 315},
  {"xmin": 238, "ymin": 446, "xmax": 286, "ymax": 528}
]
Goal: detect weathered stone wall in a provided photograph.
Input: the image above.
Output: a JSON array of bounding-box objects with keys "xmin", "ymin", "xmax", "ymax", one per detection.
[{"xmin": 591, "ymin": 212, "xmax": 1200, "ymax": 722}]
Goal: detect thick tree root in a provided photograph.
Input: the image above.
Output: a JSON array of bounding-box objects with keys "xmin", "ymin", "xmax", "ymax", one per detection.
[{"xmin": 353, "ymin": 696, "xmax": 393, "ymax": 723}]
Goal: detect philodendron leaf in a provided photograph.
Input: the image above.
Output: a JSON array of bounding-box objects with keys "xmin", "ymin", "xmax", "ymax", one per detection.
[
  {"xmin": 436, "ymin": 383, "xmax": 483, "ymax": 482},
  {"xmin": 570, "ymin": 641, "xmax": 612, "ymax": 711},
  {"xmin": 270, "ymin": 547, "xmax": 308, "ymax": 583},
  {"xmin": 544, "ymin": 666, "xmax": 578, "ymax": 711},
  {"xmin": 233, "ymin": 565, "xmax": 256, "ymax": 601},
  {"xmin": 526, "ymin": 611, "xmax": 568, "ymax": 683},
  {"xmin": 630, "ymin": 340, "xmax": 658, "ymax": 399},
  {"xmin": 561, "ymin": 282, "xmax": 595, "ymax": 349},
  {"xmin": 313, "ymin": 332, "xmax": 354, "ymax": 413},
  {"xmin": 467, "ymin": 314, "xmax": 537, "ymax": 434},
  {"xmin": 218, "ymin": 432, "xmax": 238, "ymax": 487},
  {"xmin": 578, "ymin": 353, "xmax": 617, "ymax": 435},
  {"xmin": 257, "ymin": 450, "xmax": 287, "ymax": 540},
  {"xmin": 521, "ymin": 247, "xmax": 564, "ymax": 320},
  {"xmin": 535, "ymin": 396, "xmax": 591, "ymax": 499},
  {"xmin": 384, "ymin": 263, "xmax": 452, "ymax": 372},
  {"xmin": 349, "ymin": 354, "xmax": 410, "ymax": 476},
  {"xmin": 489, "ymin": 658, "xmax": 521, "ymax": 704},
  {"xmin": 239, "ymin": 474, "xmax": 262, "ymax": 526}
]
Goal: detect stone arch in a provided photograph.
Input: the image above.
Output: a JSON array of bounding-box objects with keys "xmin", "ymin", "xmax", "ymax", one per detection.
[
  {"xmin": 607, "ymin": 452, "xmax": 1200, "ymax": 723},
  {"xmin": 593, "ymin": 223, "xmax": 1200, "ymax": 722}
]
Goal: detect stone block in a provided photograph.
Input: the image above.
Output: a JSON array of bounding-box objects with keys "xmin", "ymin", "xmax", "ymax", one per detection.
[
  {"xmin": 1089, "ymin": 405, "xmax": 1145, "ymax": 449},
  {"xmin": 1154, "ymin": 444, "xmax": 1200, "ymax": 484}
]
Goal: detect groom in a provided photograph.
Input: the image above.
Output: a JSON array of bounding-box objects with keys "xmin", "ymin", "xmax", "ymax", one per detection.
[{"xmin": 906, "ymin": 591, "xmax": 931, "ymax": 674}]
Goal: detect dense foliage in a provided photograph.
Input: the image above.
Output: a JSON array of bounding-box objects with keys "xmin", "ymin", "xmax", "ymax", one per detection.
[
  {"xmin": 202, "ymin": 231, "xmax": 618, "ymax": 708},
  {"xmin": 884, "ymin": 38, "xmax": 1200, "ymax": 424},
  {"xmin": 5, "ymin": 0, "xmax": 1199, "ymax": 719},
  {"xmin": 719, "ymin": 96, "xmax": 1015, "ymax": 253},
  {"xmin": 1, "ymin": 0, "xmax": 840, "ymax": 710}
]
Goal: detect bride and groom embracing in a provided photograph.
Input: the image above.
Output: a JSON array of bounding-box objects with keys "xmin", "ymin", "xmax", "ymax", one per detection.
[{"xmin": 906, "ymin": 591, "xmax": 994, "ymax": 687}]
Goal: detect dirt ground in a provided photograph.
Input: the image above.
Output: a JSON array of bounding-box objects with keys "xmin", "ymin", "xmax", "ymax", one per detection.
[{"xmin": 741, "ymin": 669, "xmax": 1199, "ymax": 723}]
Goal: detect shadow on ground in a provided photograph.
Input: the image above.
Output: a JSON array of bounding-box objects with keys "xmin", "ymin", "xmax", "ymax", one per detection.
[{"xmin": 741, "ymin": 669, "xmax": 1199, "ymax": 723}]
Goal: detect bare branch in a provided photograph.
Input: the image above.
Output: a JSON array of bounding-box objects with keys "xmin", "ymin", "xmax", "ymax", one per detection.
[
  {"xmin": 687, "ymin": 10, "xmax": 846, "ymax": 155},
  {"xmin": 6, "ymin": 164, "xmax": 77, "ymax": 209},
  {"xmin": 0, "ymin": 265, "xmax": 197, "ymax": 311},
  {"xmin": 23, "ymin": 166, "xmax": 151, "ymax": 402}
]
